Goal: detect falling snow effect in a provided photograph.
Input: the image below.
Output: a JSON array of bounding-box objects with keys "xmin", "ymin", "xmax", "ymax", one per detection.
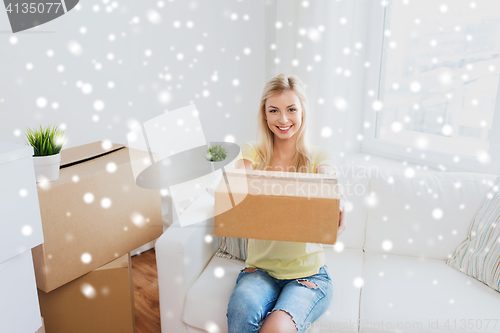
[
  {"xmin": 3, "ymin": 0, "xmax": 473, "ymax": 168},
  {"xmin": 2, "ymin": 4, "xmax": 500, "ymax": 320}
]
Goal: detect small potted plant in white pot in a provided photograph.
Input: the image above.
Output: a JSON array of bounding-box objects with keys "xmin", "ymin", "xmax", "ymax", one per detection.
[
  {"xmin": 205, "ymin": 144, "xmax": 228, "ymax": 171},
  {"xmin": 24, "ymin": 125, "xmax": 66, "ymax": 182}
]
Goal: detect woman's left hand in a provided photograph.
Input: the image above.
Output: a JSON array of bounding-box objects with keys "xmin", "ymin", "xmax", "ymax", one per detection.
[{"xmin": 337, "ymin": 209, "xmax": 345, "ymax": 237}]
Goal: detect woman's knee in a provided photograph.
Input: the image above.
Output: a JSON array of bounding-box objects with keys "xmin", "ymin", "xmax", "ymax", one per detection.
[
  {"xmin": 228, "ymin": 288, "xmax": 266, "ymax": 317},
  {"xmin": 227, "ymin": 286, "xmax": 277, "ymax": 332},
  {"xmin": 227, "ymin": 269, "xmax": 280, "ymax": 332},
  {"xmin": 260, "ymin": 309, "xmax": 298, "ymax": 333},
  {"xmin": 227, "ymin": 304, "xmax": 262, "ymax": 333}
]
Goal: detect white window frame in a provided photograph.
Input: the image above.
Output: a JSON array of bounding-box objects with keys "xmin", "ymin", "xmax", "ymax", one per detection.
[{"xmin": 361, "ymin": 1, "xmax": 500, "ymax": 175}]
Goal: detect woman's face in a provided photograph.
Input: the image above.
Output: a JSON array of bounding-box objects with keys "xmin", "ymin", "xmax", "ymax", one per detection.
[{"xmin": 264, "ymin": 91, "xmax": 302, "ymax": 140}]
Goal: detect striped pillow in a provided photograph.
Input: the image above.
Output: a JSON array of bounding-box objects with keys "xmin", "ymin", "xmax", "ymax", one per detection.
[
  {"xmin": 215, "ymin": 237, "xmax": 248, "ymax": 261},
  {"xmin": 446, "ymin": 176, "xmax": 500, "ymax": 292}
]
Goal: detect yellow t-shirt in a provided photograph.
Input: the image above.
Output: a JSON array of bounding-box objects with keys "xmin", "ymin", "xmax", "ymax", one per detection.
[{"xmin": 238, "ymin": 141, "xmax": 340, "ymax": 280}]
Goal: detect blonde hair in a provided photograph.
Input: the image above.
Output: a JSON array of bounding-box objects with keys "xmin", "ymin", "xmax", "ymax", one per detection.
[{"xmin": 251, "ymin": 74, "xmax": 313, "ymax": 173}]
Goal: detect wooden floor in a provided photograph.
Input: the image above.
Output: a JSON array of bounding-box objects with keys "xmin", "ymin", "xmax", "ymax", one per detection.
[{"xmin": 131, "ymin": 249, "xmax": 161, "ymax": 333}]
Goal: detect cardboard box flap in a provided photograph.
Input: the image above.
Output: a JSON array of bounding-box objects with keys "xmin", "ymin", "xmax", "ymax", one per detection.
[
  {"xmin": 60, "ymin": 141, "xmax": 125, "ymax": 167},
  {"xmin": 242, "ymin": 169, "xmax": 338, "ymax": 181},
  {"xmin": 216, "ymin": 168, "xmax": 340, "ymax": 199},
  {"xmin": 37, "ymin": 146, "xmax": 153, "ymax": 189}
]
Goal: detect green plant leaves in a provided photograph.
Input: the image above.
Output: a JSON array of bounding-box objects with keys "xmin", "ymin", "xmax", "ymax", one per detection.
[
  {"xmin": 24, "ymin": 125, "xmax": 67, "ymax": 156},
  {"xmin": 206, "ymin": 144, "xmax": 227, "ymax": 162}
]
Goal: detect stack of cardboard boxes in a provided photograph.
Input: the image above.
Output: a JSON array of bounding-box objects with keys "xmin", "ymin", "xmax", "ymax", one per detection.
[{"xmin": 33, "ymin": 141, "xmax": 163, "ymax": 332}]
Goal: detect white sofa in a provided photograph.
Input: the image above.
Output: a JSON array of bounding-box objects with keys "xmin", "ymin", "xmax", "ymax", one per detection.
[{"xmin": 155, "ymin": 164, "xmax": 500, "ymax": 333}]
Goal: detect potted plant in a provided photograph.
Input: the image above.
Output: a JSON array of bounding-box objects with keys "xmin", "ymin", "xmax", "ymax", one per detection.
[
  {"xmin": 205, "ymin": 144, "xmax": 228, "ymax": 172},
  {"xmin": 24, "ymin": 125, "xmax": 66, "ymax": 182},
  {"xmin": 205, "ymin": 144, "xmax": 227, "ymax": 162}
]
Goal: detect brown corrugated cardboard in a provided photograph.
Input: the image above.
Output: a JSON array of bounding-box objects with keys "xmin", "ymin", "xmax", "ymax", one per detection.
[
  {"xmin": 37, "ymin": 253, "xmax": 135, "ymax": 333},
  {"xmin": 214, "ymin": 169, "xmax": 340, "ymax": 244},
  {"xmin": 32, "ymin": 141, "xmax": 162, "ymax": 292}
]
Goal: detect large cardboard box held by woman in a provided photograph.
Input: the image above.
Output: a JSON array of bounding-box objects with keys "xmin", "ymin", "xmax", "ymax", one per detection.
[{"xmin": 214, "ymin": 169, "xmax": 340, "ymax": 244}]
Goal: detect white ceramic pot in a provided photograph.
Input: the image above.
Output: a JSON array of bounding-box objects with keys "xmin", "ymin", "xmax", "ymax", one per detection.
[{"xmin": 33, "ymin": 153, "xmax": 61, "ymax": 182}]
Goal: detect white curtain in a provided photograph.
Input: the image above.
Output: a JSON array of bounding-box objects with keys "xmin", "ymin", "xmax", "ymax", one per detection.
[{"xmin": 266, "ymin": 0, "xmax": 371, "ymax": 161}]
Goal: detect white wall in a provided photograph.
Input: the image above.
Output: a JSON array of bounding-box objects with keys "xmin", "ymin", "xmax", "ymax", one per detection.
[
  {"xmin": 269, "ymin": 0, "xmax": 369, "ymax": 158},
  {"xmin": 1, "ymin": 0, "xmax": 368, "ymax": 160},
  {"xmin": 0, "ymin": 0, "xmax": 267, "ymax": 149}
]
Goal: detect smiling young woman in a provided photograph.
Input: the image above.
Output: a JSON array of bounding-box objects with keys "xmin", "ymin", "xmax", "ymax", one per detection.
[{"xmin": 226, "ymin": 74, "xmax": 347, "ymax": 333}]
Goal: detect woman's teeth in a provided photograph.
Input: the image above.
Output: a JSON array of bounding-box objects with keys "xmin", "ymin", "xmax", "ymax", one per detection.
[{"xmin": 277, "ymin": 125, "xmax": 292, "ymax": 131}]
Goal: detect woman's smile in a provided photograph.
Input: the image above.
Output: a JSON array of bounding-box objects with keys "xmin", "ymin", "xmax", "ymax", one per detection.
[{"xmin": 276, "ymin": 124, "xmax": 293, "ymax": 133}]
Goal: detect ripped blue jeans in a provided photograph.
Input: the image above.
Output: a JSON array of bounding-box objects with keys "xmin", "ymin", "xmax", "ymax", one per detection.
[{"xmin": 226, "ymin": 265, "xmax": 333, "ymax": 333}]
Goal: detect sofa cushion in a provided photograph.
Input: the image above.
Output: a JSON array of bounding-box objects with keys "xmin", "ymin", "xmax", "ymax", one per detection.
[
  {"xmin": 447, "ymin": 176, "xmax": 500, "ymax": 293},
  {"xmin": 183, "ymin": 248, "xmax": 364, "ymax": 333},
  {"xmin": 365, "ymin": 171, "xmax": 497, "ymax": 259},
  {"xmin": 186, "ymin": 325, "xmax": 209, "ymax": 333},
  {"xmin": 360, "ymin": 252, "xmax": 500, "ymax": 333},
  {"xmin": 328, "ymin": 164, "xmax": 370, "ymax": 250}
]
